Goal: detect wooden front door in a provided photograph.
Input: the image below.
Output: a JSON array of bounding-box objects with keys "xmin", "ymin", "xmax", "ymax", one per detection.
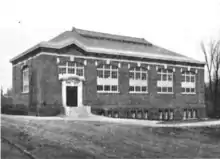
[{"xmin": 66, "ymin": 86, "xmax": 78, "ymax": 107}]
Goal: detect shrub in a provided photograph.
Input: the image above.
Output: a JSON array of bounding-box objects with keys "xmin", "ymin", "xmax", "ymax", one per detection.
[
  {"xmin": 1, "ymin": 104, "xmax": 28, "ymax": 115},
  {"xmin": 38, "ymin": 104, "xmax": 62, "ymax": 116}
]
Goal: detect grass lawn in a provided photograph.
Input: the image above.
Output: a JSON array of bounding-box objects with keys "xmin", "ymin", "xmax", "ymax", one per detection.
[
  {"xmin": 1, "ymin": 115, "xmax": 220, "ymax": 158},
  {"xmin": 1, "ymin": 141, "xmax": 30, "ymax": 159}
]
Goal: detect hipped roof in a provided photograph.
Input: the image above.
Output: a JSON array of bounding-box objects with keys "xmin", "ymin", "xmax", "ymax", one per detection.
[{"xmin": 10, "ymin": 27, "xmax": 205, "ymax": 65}]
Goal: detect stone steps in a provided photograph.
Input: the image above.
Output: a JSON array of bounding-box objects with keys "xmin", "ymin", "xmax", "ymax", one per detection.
[{"xmin": 66, "ymin": 106, "xmax": 91, "ymax": 117}]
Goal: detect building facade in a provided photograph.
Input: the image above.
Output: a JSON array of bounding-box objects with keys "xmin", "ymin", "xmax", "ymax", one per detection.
[{"xmin": 10, "ymin": 27, "xmax": 206, "ymax": 120}]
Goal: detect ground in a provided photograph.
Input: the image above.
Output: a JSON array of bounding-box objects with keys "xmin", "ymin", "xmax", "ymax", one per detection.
[
  {"xmin": 1, "ymin": 141, "xmax": 30, "ymax": 159},
  {"xmin": 1, "ymin": 115, "xmax": 220, "ymax": 158}
]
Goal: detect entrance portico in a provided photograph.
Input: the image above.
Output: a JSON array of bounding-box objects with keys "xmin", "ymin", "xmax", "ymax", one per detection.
[{"xmin": 59, "ymin": 74, "xmax": 85, "ymax": 116}]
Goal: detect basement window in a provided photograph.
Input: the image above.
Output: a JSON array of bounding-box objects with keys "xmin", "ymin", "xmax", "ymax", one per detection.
[
  {"xmin": 157, "ymin": 68, "xmax": 173, "ymax": 94},
  {"xmin": 183, "ymin": 109, "xmax": 197, "ymax": 120},
  {"xmin": 181, "ymin": 71, "xmax": 196, "ymax": 94},
  {"xmin": 97, "ymin": 64, "xmax": 118, "ymax": 93},
  {"xmin": 169, "ymin": 110, "xmax": 174, "ymax": 120},
  {"xmin": 22, "ymin": 67, "xmax": 29, "ymax": 93},
  {"xmin": 129, "ymin": 67, "xmax": 148, "ymax": 93}
]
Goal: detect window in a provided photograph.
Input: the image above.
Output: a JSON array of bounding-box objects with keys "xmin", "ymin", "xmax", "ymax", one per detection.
[
  {"xmin": 188, "ymin": 110, "xmax": 192, "ymax": 119},
  {"xmin": 144, "ymin": 111, "xmax": 148, "ymax": 119},
  {"xmin": 22, "ymin": 67, "xmax": 29, "ymax": 93},
  {"xmin": 169, "ymin": 110, "xmax": 174, "ymax": 120},
  {"xmin": 97, "ymin": 64, "xmax": 118, "ymax": 93},
  {"xmin": 183, "ymin": 109, "xmax": 197, "ymax": 120},
  {"xmin": 164, "ymin": 111, "xmax": 168, "ymax": 120},
  {"xmin": 183, "ymin": 110, "xmax": 187, "ymax": 120},
  {"xmin": 181, "ymin": 71, "xmax": 196, "ymax": 94},
  {"xmin": 192, "ymin": 110, "xmax": 196, "ymax": 118},
  {"xmin": 157, "ymin": 69, "xmax": 173, "ymax": 93},
  {"xmin": 58, "ymin": 61, "xmax": 84, "ymax": 76},
  {"xmin": 159, "ymin": 111, "xmax": 163, "ymax": 120},
  {"xmin": 129, "ymin": 67, "xmax": 148, "ymax": 93}
]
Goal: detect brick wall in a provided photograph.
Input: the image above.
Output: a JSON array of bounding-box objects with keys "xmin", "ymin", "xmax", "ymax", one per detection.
[
  {"xmin": 34, "ymin": 54, "xmax": 62, "ymax": 106},
  {"xmin": 12, "ymin": 61, "xmax": 29, "ymax": 106},
  {"xmin": 84, "ymin": 62, "xmax": 205, "ymax": 109}
]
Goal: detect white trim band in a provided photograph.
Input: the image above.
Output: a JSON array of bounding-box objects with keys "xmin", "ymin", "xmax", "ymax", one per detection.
[{"xmin": 12, "ymin": 52, "xmax": 205, "ymax": 70}]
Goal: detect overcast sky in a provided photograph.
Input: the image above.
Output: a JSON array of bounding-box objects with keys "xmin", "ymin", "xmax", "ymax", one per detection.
[{"xmin": 0, "ymin": 0, "xmax": 220, "ymax": 92}]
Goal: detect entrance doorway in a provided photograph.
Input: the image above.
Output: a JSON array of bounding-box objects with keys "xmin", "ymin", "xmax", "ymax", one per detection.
[{"xmin": 66, "ymin": 86, "xmax": 78, "ymax": 107}]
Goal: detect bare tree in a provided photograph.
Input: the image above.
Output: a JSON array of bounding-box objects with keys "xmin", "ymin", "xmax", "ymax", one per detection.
[{"xmin": 201, "ymin": 39, "xmax": 220, "ymax": 115}]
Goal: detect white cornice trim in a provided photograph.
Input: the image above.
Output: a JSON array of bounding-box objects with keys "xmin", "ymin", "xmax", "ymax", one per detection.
[{"xmin": 12, "ymin": 52, "xmax": 205, "ymax": 70}]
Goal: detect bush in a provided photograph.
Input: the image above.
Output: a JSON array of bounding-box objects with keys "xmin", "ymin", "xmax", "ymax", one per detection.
[
  {"xmin": 1, "ymin": 104, "xmax": 28, "ymax": 115},
  {"xmin": 38, "ymin": 104, "xmax": 62, "ymax": 116}
]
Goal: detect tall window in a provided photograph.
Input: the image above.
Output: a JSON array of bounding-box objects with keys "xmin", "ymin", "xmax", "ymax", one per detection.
[
  {"xmin": 129, "ymin": 67, "xmax": 148, "ymax": 93},
  {"xmin": 181, "ymin": 71, "xmax": 196, "ymax": 94},
  {"xmin": 157, "ymin": 68, "xmax": 173, "ymax": 93},
  {"xmin": 22, "ymin": 67, "xmax": 29, "ymax": 93},
  {"xmin": 58, "ymin": 61, "xmax": 84, "ymax": 77},
  {"xmin": 97, "ymin": 64, "xmax": 118, "ymax": 93}
]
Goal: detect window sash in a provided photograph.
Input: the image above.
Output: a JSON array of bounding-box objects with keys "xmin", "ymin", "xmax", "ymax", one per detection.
[
  {"xmin": 97, "ymin": 64, "xmax": 119, "ymax": 93},
  {"xmin": 58, "ymin": 62, "xmax": 84, "ymax": 77},
  {"xmin": 97, "ymin": 66, "xmax": 118, "ymax": 79},
  {"xmin": 97, "ymin": 84, "xmax": 118, "ymax": 92},
  {"xmin": 157, "ymin": 69, "xmax": 173, "ymax": 93},
  {"xmin": 129, "ymin": 67, "xmax": 148, "ymax": 93},
  {"xmin": 22, "ymin": 68, "xmax": 29, "ymax": 93},
  {"xmin": 181, "ymin": 71, "xmax": 196, "ymax": 94}
]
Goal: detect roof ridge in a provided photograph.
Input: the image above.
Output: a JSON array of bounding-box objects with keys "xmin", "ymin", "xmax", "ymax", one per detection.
[{"xmin": 73, "ymin": 27, "xmax": 152, "ymax": 45}]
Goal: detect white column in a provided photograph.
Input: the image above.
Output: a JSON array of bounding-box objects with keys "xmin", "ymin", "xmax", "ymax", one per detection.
[
  {"xmin": 78, "ymin": 81, "xmax": 83, "ymax": 107},
  {"xmin": 62, "ymin": 80, "xmax": 68, "ymax": 115}
]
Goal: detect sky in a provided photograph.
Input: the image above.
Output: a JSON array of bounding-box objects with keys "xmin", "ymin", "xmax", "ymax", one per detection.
[{"xmin": 0, "ymin": 0, "xmax": 220, "ymax": 92}]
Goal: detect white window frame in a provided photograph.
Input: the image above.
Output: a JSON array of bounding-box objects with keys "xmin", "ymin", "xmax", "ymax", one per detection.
[
  {"xmin": 22, "ymin": 67, "xmax": 29, "ymax": 93},
  {"xmin": 181, "ymin": 71, "xmax": 196, "ymax": 94},
  {"xmin": 97, "ymin": 64, "xmax": 119, "ymax": 93},
  {"xmin": 129, "ymin": 67, "xmax": 148, "ymax": 93},
  {"xmin": 58, "ymin": 61, "xmax": 84, "ymax": 77},
  {"xmin": 157, "ymin": 69, "xmax": 173, "ymax": 94}
]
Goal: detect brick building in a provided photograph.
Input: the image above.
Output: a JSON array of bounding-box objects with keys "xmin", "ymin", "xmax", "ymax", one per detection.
[{"xmin": 10, "ymin": 27, "xmax": 206, "ymax": 120}]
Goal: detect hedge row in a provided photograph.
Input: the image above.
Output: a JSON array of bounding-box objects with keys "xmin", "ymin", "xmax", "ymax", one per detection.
[
  {"xmin": 1, "ymin": 104, "xmax": 28, "ymax": 115},
  {"xmin": 1, "ymin": 104, "xmax": 64, "ymax": 116}
]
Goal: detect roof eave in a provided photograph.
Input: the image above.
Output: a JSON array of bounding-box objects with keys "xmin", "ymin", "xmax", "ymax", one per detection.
[
  {"xmin": 10, "ymin": 40, "xmax": 206, "ymax": 66},
  {"xmin": 10, "ymin": 44, "xmax": 39, "ymax": 63},
  {"xmin": 9, "ymin": 42, "xmax": 52, "ymax": 63}
]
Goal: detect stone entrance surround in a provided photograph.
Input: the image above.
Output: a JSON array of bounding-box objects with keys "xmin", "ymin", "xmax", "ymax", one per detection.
[{"xmin": 59, "ymin": 74, "xmax": 91, "ymax": 116}]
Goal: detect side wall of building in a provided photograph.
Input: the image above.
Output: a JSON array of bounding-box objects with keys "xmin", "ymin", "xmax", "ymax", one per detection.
[
  {"xmin": 81, "ymin": 59, "xmax": 206, "ymax": 119},
  {"xmin": 12, "ymin": 57, "xmax": 39, "ymax": 107}
]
